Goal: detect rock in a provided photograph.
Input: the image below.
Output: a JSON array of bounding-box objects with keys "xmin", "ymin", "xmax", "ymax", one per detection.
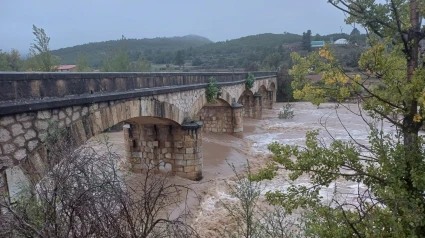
[
  {"xmin": 38, "ymin": 132, "xmax": 47, "ymax": 142},
  {"xmin": 160, "ymin": 163, "xmax": 172, "ymax": 172},
  {"xmin": 3, "ymin": 144, "xmax": 16, "ymax": 154},
  {"xmin": 22, "ymin": 122, "xmax": 32, "ymax": 129},
  {"xmin": 59, "ymin": 111, "xmax": 66, "ymax": 119},
  {"xmin": 27, "ymin": 140, "xmax": 39, "ymax": 151},
  {"xmin": 66, "ymin": 107, "xmax": 73, "ymax": 116},
  {"xmin": 0, "ymin": 156, "xmax": 13, "ymax": 169},
  {"xmin": 16, "ymin": 113, "xmax": 36, "ymax": 122},
  {"xmin": 24, "ymin": 129, "xmax": 36, "ymax": 140},
  {"xmin": 13, "ymin": 136, "xmax": 25, "ymax": 147},
  {"xmin": 0, "ymin": 116, "xmax": 15, "ymax": 126},
  {"xmin": 72, "ymin": 112, "xmax": 80, "ymax": 121},
  {"xmin": 37, "ymin": 110, "xmax": 52, "ymax": 119},
  {"xmin": 65, "ymin": 118, "xmax": 71, "ymax": 126},
  {"xmin": 0, "ymin": 128, "xmax": 11, "ymax": 142},
  {"xmin": 14, "ymin": 148, "xmax": 27, "ymax": 160},
  {"xmin": 82, "ymin": 107, "xmax": 89, "ymax": 116},
  {"xmin": 35, "ymin": 120, "xmax": 48, "ymax": 130},
  {"xmin": 73, "ymin": 106, "xmax": 82, "ymax": 112},
  {"xmin": 11, "ymin": 124, "xmax": 24, "ymax": 136}
]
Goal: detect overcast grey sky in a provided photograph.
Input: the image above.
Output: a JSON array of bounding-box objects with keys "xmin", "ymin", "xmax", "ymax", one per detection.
[{"xmin": 0, "ymin": 0, "xmax": 354, "ymax": 53}]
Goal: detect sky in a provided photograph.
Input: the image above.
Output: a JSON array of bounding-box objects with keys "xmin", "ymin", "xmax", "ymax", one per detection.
[{"xmin": 0, "ymin": 0, "xmax": 354, "ymax": 53}]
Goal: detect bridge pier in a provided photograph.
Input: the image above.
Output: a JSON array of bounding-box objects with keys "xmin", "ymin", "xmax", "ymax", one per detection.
[
  {"xmin": 253, "ymin": 93, "xmax": 263, "ymax": 120},
  {"xmin": 125, "ymin": 121, "xmax": 203, "ymax": 181},
  {"xmin": 266, "ymin": 89, "xmax": 274, "ymax": 109}
]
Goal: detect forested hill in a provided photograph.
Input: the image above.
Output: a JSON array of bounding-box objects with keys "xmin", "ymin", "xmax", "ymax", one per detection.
[
  {"xmin": 51, "ymin": 32, "xmax": 366, "ymax": 70},
  {"xmin": 51, "ymin": 35, "xmax": 212, "ymax": 68}
]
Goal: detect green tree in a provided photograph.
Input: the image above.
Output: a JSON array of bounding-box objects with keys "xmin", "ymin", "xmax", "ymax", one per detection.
[
  {"xmin": 302, "ymin": 30, "xmax": 312, "ymax": 52},
  {"xmin": 29, "ymin": 25, "xmax": 60, "ymax": 72},
  {"xmin": 191, "ymin": 57, "xmax": 203, "ymax": 66},
  {"xmin": 130, "ymin": 55, "xmax": 151, "ymax": 72},
  {"xmin": 7, "ymin": 49, "xmax": 22, "ymax": 71},
  {"xmin": 262, "ymin": 52, "xmax": 281, "ymax": 70},
  {"xmin": 102, "ymin": 36, "xmax": 130, "ymax": 72},
  {"xmin": 75, "ymin": 52, "xmax": 91, "ymax": 72},
  {"xmin": 257, "ymin": 0, "xmax": 425, "ymax": 236},
  {"xmin": 0, "ymin": 50, "xmax": 10, "ymax": 71},
  {"xmin": 174, "ymin": 50, "xmax": 185, "ymax": 67}
]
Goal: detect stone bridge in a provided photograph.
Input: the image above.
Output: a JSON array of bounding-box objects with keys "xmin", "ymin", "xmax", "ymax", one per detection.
[{"xmin": 0, "ymin": 72, "xmax": 277, "ymax": 196}]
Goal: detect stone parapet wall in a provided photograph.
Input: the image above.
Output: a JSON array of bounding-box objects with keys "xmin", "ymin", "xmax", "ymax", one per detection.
[{"xmin": 0, "ymin": 72, "xmax": 276, "ymax": 103}]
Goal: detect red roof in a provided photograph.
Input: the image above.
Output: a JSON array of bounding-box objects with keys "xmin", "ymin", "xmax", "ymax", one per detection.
[{"xmin": 58, "ymin": 65, "xmax": 76, "ymax": 70}]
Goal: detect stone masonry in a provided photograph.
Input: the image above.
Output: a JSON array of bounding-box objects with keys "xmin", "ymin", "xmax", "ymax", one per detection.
[
  {"xmin": 0, "ymin": 72, "xmax": 277, "ymax": 198},
  {"xmin": 125, "ymin": 122, "xmax": 203, "ymax": 180}
]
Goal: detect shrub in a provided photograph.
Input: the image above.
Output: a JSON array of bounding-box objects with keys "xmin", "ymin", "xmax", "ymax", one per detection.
[{"xmin": 278, "ymin": 103, "xmax": 294, "ymax": 119}]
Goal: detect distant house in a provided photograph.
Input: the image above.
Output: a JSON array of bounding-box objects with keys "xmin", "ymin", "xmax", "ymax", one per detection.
[
  {"xmin": 334, "ymin": 38, "xmax": 349, "ymax": 45},
  {"xmin": 311, "ymin": 41, "xmax": 325, "ymax": 48},
  {"xmin": 57, "ymin": 65, "xmax": 77, "ymax": 72}
]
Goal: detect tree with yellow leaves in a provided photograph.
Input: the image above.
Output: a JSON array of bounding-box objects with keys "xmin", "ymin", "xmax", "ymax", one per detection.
[{"xmin": 254, "ymin": 0, "xmax": 425, "ymax": 236}]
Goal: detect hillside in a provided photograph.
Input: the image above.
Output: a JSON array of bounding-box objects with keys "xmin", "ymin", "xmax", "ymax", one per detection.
[
  {"xmin": 51, "ymin": 35, "xmax": 212, "ymax": 68},
  {"xmin": 51, "ymin": 32, "xmax": 366, "ymax": 71}
]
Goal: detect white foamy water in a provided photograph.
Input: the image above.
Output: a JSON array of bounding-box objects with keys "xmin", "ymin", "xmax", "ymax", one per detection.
[{"xmin": 191, "ymin": 102, "xmax": 394, "ymax": 236}]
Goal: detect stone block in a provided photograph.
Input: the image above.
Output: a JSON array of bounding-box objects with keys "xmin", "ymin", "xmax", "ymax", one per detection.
[
  {"xmin": 165, "ymin": 153, "xmax": 172, "ymax": 159},
  {"xmin": 174, "ymin": 154, "xmax": 183, "ymax": 160},
  {"xmin": 184, "ymin": 154, "xmax": 195, "ymax": 160},
  {"xmin": 0, "ymin": 116, "xmax": 15, "ymax": 126},
  {"xmin": 147, "ymin": 141, "xmax": 153, "ymax": 148},
  {"xmin": 0, "ymin": 128, "xmax": 11, "ymax": 142},
  {"xmin": 22, "ymin": 122, "xmax": 32, "ymax": 129},
  {"xmin": 184, "ymin": 135, "xmax": 193, "ymax": 142},
  {"xmin": 185, "ymin": 148, "xmax": 194, "ymax": 154},
  {"xmin": 14, "ymin": 148, "xmax": 27, "ymax": 160},
  {"xmin": 27, "ymin": 139, "xmax": 39, "ymax": 151},
  {"xmin": 161, "ymin": 148, "xmax": 168, "ymax": 154},
  {"xmin": 72, "ymin": 112, "xmax": 80, "ymax": 122},
  {"xmin": 73, "ymin": 106, "xmax": 82, "ymax": 112},
  {"xmin": 66, "ymin": 117, "xmax": 71, "ymax": 126},
  {"xmin": 184, "ymin": 141, "xmax": 193, "ymax": 148},
  {"xmin": 2, "ymin": 144, "xmax": 16, "ymax": 154},
  {"xmin": 165, "ymin": 141, "xmax": 172, "ymax": 148},
  {"xmin": 16, "ymin": 113, "xmax": 35, "ymax": 122},
  {"xmin": 153, "ymin": 140, "xmax": 159, "ymax": 147},
  {"xmin": 159, "ymin": 163, "xmax": 172, "ymax": 172},
  {"xmin": 11, "ymin": 124, "xmax": 24, "ymax": 136},
  {"xmin": 82, "ymin": 107, "xmax": 89, "ymax": 116},
  {"xmin": 186, "ymin": 159, "xmax": 198, "ymax": 166},
  {"xmin": 0, "ymin": 156, "xmax": 13, "ymax": 168},
  {"xmin": 175, "ymin": 159, "xmax": 187, "ymax": 166},
  {"xmin": 13, "ymin": 136, "xmax": 25, "ymax": 147},
  {"xmin": 175, "ymin": 141, "xmax": 183, "ymax": 148},
  {"xmin": 132, "ymin": 152, "xmax": 142, "ymax": 158},
  {"xmin": 184, "ymin": 166, "xmax": 195, "ymax": 172},
  {"xmin": 37, "ymin": 110, "xmax": 52, "ymax": 120}
]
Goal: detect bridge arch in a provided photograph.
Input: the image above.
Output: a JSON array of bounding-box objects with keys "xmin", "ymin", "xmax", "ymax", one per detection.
[
  {"xmin": 3, "ymin": 98, "xmax": 199, "ymax": 193},
  {"xmin": 237, "ymin": 89, "xmax": 255, "ymax": 118}
]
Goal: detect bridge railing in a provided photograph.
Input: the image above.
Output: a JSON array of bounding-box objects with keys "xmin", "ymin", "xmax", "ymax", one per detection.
[{"xmin": 0, "ymin": 72, "xmax": 276, "ymax": 103}]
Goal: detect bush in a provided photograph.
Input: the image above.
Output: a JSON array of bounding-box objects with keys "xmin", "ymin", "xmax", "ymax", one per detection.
[
  {"xmin": 245, "ymin": 72, "xmax": 255, "ymax": 89},
  {"xmin": 278, "ymin": 103, "xmax": 294, "ymax": 119},
  {"xmin": 206, "ymin": 77, "xmax": 219, "ymax": 103}
]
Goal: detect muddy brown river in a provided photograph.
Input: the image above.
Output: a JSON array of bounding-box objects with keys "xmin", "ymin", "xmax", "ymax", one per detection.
[{"xmin": 91, "ymin": 102, "xmax": 395, "ymax": 236}]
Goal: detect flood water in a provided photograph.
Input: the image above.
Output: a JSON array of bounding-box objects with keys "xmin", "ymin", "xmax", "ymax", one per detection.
[{"xmin": 91, "ymin": 102, "xmax": 394, "ymax": 236}]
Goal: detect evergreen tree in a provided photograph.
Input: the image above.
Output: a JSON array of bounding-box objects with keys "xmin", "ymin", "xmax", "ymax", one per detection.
[{"xmin": 29, "ymin": 25, "xmax": 60, "ymax": 72}]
